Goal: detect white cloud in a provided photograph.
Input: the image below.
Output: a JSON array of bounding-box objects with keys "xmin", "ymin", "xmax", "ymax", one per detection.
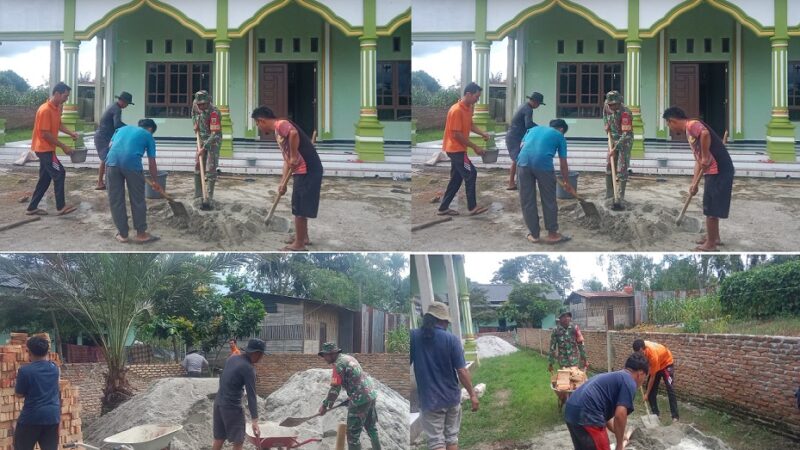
[
  {"xmin": 0, "ymin": 38, "xmax": 97, "ymax": 88},
  {"xmin": 412, "ymin": 39, "xmax": 509, "ymax": 87}
]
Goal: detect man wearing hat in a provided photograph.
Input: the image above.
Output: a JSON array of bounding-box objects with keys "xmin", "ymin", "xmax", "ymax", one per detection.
[
  {"xmin": 505, "ymin": 92, "xmax": 544, "ymax": 190},
  {"xmin": 410, "ymin": 302, "xmax": 479, "ymax": 450},
  {"xmin": 94, "ymin": 91, "xmax": 133, "ymax": 190},
  {"xmin": 211, "ymin": 338, "xmax": 266, "ymax": 450},
  {"xmin": 548, "ymin": 308, "xmax": 588, "ymax": 373},
  {"xmin": 603, "ymin": 90, "xmax": 633, "ymax": 201},
  {"xmin": 318, "ymin": 342, "xmax": 381, "ymax": 450},
  {"xmin": 192, "ymin": 90, "xmax": 222, "ymax": 206}
]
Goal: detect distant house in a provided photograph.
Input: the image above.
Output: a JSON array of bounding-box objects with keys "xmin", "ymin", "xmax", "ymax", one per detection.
[
  {"xmin": 566, "ymin": 290, "xmax": 635, "ymax": 330},
  {"xmin": 232, "ymin": 290, "xmax": 406, "ymax": 356},
  {"xmin": 471, "ymin": 283, "xmax": 561, "ymax": 332}
]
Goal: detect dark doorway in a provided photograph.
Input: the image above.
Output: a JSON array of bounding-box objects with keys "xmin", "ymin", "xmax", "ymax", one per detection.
[
  {"xmin": 606, "ymin": 307, "xmax": 615, "ymax": 330},
  {"xmin": 669, "ymin": 62, "xmax": 728, "ymax": 140},
  {"xmin": 258, "ymin": 62, "xmax": 317, "ymax": 139}
]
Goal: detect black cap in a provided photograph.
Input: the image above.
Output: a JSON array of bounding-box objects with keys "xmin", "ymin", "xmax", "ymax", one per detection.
[
  {"xmin": 245, "ymin": 338, "xmax": 267, "ymax": 354},
  {"xmin": 527, "ymin": 92, "xmax": 545, "ymax": 105},
  {"xmin": 116, "ymin": 91, "xmax": 134, "ymax": 105}
]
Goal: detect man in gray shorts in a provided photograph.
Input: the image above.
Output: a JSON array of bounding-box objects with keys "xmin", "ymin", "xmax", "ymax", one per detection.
[
  {"xmin": 94, "ymin": 91, "xmax": 132, "ymax": 190},
  {"xmin": 212, "ymin": 338, "xmax": 266, "ymax": 450}
]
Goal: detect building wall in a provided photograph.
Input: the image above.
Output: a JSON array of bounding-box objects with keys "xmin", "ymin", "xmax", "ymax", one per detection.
[
  {"xmin": 516, "ymin": 328, "xmax": 800, "ymax": 440},
  {"xmin": 254, "ymin": 353, "xmax": 411, "ymax": 400},
  {"xmin": 377, "ymin": 22, "xmax": 412, "ymax": 141},
  {"xmin": 303, "ymin": 304, "xmax": 340, "ymax": 354}
]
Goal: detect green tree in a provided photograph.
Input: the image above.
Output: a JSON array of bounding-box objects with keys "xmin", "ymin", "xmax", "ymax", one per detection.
[
  {"xmin": 469, "ymin": 286, "xmax": 497, "ymax": 323},
  {"xmin": 491, "ymin": 255, "xmax": 572, "ymax": 297},
  {"xmin": 411, "ymin": 70, "xmax": 441, "ymax": 93},
  {"xmin": 601, "ymin": 254, "xmax": 657, "ymax": 290},
  {"xmin": 503, "ymin": 283, "xmax": 560, "ymax": 328},
  {"xmin": 580, "ymin": 276, "xmax": 605, "ymax": 291},
  {"xmin": 0, "ymin": 70, "xmax": 30, "ymax": 92},
  {"xmin": 0, "ymin": 253, "xmax": 240, "ymax": 412},
  {"xmin": 651, "ymin": 256, "xmax": 704, "ymax": 290}
]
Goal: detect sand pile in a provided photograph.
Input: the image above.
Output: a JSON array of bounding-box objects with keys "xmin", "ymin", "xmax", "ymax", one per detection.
[
  {"xmin": 149, "ymin": 199, "xmax": 291, "ymax": 243},
  {"xmin": 627, "ymin": 423, "xmax": 732, "ymax": 450},
  {"xmin": 476, "ymin": 335, "xmax": 518, "ymax": 359},
  {"xmin": 564, "ymin": 199, "xmax": 702, "ymax": 244},
  {"xmin": 264, "ymin": 368, "xmax": 409, "ymax": 450},
  {"xmin": 83, "ymin": 377, "xmax": 268, "ymax": 450}
]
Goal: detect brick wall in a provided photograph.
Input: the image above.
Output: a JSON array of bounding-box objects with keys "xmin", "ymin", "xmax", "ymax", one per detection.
[
  {"xmin": 61, "ymin": 363, "xmax": 184, "ymax": 419},
  {"xmin": 516, "ymin": 328, "xmax": 800, "ymax": 440},
  {"xmin": 0, "ymin": 106, "xmax": 38, "ymax": 130},
  {"xmin": 255, "ymin": 353, "xmax": 410, "ymax": 400}
]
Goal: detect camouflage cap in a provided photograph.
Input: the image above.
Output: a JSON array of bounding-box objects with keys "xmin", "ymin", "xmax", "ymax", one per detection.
[
  {"xmin": 194, "ymin": 90, "xmax": 211, "ymax": 104},
  {"xmin": 318, "ymin": 342, "xmax": 342, "ymax": 356},
  {"xmin": 558, "ymin": 307, "xmax": 573, "ymax": 318},
  {"xmin": 605, "ymin": 90, "xmax": 623, "ymax": 104}
]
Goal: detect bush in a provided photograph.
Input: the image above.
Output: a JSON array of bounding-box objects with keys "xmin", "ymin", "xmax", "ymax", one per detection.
[
  {"xmin": 0, "ymin": 86, "xmax": 48, "ymax": 106},
  {"xmin": 386, "ymin": 326, "xmax": 410, "ymax": 353},
  {"xmin": 719, "ymin": 260, "xmax": 800, "ymax": 319},
  {"xmin": 412, "ymin": 86, "xmax": 460, "ymax": 107},
  {"xmin": 650, "ymin": 294, "xmax": 722, "ymax": 325}
]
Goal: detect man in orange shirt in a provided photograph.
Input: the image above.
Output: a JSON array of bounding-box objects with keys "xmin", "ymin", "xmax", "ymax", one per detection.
[
  {"xmin": 633, "ymin": 339, "xmax": 679, "ymax": 422},
  {"xmin": 436, "ymin": 82, "xmax": 490, "ymax": 217},
  {"xmin": 229, "ymin": 339, "xmax": 241, "ymax": 356},
  {"xmin": 25, "ymin": 82, "xmax": 79, "ymax": 217}
]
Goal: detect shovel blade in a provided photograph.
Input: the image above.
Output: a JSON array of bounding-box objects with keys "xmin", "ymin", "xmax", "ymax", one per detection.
[
  {"xmin": 279, "ymin": 415, "xmax": 316, "ymax": 427},
  {"xmin": 168, "ymin": 200, "xmax": 189, "ymax": 218},
  {"xmin": 642, "ymin": 414, "xmax": 661, "ymax": 429},
  {"xmin": 579, "ymin": 200, "xmax": 600, "ymax": 220}
]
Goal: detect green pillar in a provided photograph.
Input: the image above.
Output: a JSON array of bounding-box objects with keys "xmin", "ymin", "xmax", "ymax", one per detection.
[
  {"xmin": 626, "ymin": 0, "xmax": 644, "ymax": 157},
  {"xmin": 766, "ymin": 0, "xmax": 795, "ymax": 161},
  {"xmin": 216, "ymin": 0, "xmax": 233, "ymax": 156},
  {"xmin": 410, "ymin": 118, "xmax": 417, "ymax": 146},
  {"xmin": 0, "ymin": 118, "xmax": 6, "ymax": 146},
  {"xmin": 354, "ymin": 0, "xmax": 385, "ymax": 161},
  {"xmin": 454, "ymin": 255, "xmax": 478, "ymax": 364},
  {"xmin": 60, "ymin": 0, "xmax": 80, "ymax": 151},
  {"xmin": 471, "ymin": 0, "xmax": 494, "ymax": 151}
]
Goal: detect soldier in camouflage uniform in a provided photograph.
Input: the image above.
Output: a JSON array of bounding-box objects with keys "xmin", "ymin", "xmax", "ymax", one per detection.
[
  {"xmin": 318, "ymin": 342, "xmax": 381, "ymax": 450},
  {"xmin": 191, "ymin": 90, "xmax": 222, "ymax": 205},
  {"xmin": 548, "ymin": 308, "xmax": 588, "ymax": 372},
  {"xmin": 602, "ymin": 90, "xmax": 633, "ymax": 201}
]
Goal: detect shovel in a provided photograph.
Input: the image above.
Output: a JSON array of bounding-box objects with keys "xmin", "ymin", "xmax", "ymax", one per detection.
[
  {"xmin": 607, "ymin": 133, "xmax": 625, "ymax": 211},
  {"xmin": 145, "ymin": 178, "xmax": 189, "ymax": 219},
  {"xmin": 639, "ymin": 386, "xmax": 661, "ymax": 428},
  {"xmin": 558, "ymin": 179, "xmax": 600, "ymax": 221},
  {"xmin": 279, "ymin": 400, "xmax": 349, "ymax": 427},
  {"xmin": 265, "ymin": 170, "xmax": 292, "ymax": 227},
  {"xmin": 196, "ymin": 132, "xmax": 211, "ymax": 210}
]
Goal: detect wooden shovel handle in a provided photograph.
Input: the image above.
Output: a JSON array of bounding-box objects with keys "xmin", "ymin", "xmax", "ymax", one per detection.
[{"xmin": 144, "ymin": 177, "xmax": 173, "ymax": 202}]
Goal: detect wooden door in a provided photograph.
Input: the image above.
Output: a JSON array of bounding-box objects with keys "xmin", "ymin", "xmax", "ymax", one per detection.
[
  {"xmin": 669, "ymin": 63, "xmax": 699, "ymax": 141},
  {"xmin": 606, "ymin": 307, "xmax": 615, "ymax": 330},
  {"xmin": 259, "ymin": 63, "xmax": 288, "ymax": 139}
]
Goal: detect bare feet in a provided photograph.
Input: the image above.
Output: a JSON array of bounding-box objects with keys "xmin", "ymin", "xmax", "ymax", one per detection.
[
  {"xmin": 285, "ymin": 235, "xmax": 312, "ymax": 246},
  {"xmin": 132, "ymin": 233, "xmax": 160, "ymax": 244},
  {"xmin": 541, "ymin": 232, "xmax": 572, "ymax": 245},
  {"xmin": 696, "ymin": 236, "xmax": 723, "ymax": 246}
]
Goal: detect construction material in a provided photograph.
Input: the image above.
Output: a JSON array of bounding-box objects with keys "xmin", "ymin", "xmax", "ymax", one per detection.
[
  {"xmin": 558, "ymin": 179, "xmax": 600, "ymax": 221},
  {"xmin": 607, "ymin": 133, "xmax": 624, "ymax": 211},
  {"xmin": 335, "ymin": 424, "xmax": 346, "ymax": 450},
  {"xmin": 460, "ymin": 383, "xmax": 486, "ymax": 401},
  {"xmin": 476, "ymin": 336, "xmax": 518, "ymax": 359},
  {"xmin": 145, "ymin": 178, "xmax": 188, "ymax": 219},
  {"xmin": 196, "ymin": 132, "xmax": 211, "ymax": 210},
  {"xmin": 103, "ymin": 424, "xmax": 184, "ymax": 450},
  {"xmin": 280, "ymin": 400, "xmax": 349, "ymax": 427},
  {"xmin": 640, "ymin": 386, "xmax": 661, "ymax": 428},
  {"xmin": 265, "ymin": 170, "xmax": 292, "ymax": 227},
  {"xmin": 0, "ymin": 216, "xmax": 41, "ymax": 232},
  {"xmin": 411, "ymin": 216, "xmax": 452, "ymax": 232},
  {"xmin": 0, "ymin": 333, "xmax": 82, "ymax": 450}
]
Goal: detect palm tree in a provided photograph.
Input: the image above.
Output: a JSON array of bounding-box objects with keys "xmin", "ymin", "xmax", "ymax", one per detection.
[{"xmin": 0, "ymin": 253, "xmax": 241, "ymax": 412}]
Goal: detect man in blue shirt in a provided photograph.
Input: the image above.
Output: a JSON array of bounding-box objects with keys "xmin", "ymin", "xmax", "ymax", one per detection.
[
  {"xmin": 564, "ymin": 353, "xmax": 649, "ymax": 450},
  {"xmin": 410, "ymin": 302, "xmax": 478, "ymax": 450},
  {"xmin": 105, "ymin": 118, "xmax": 163, "ymax": 244},
  {"xmin": 14, "ymin": 336, "xmax": 60, "ymax": 450},
  {"xmin": 517, "ymin": 119, "xmax": 576, "ymax": 245}
]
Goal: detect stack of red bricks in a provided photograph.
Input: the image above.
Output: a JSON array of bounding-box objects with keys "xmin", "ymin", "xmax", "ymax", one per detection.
[{"xmin": 0, "ymin": 333, "xmax": 82, "ymax": 450}]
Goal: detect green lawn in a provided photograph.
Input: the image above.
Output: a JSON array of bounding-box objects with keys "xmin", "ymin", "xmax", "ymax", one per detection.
[
  {"xmin": 415, "ymin": 128, "xmax": 443, "ymax": 144},
  {"xmin": 644, "ymin": 316, "xmax": 800, "ymax": 336},
  {"xmin": 3, "ymin": 127, "xmax": 33, "ymax": 143},
  {"xmin": 459, "ymin": 349, "xmax": 563, "ymax": 448}
]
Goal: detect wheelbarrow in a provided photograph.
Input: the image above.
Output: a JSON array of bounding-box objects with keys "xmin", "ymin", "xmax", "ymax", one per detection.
[
  {"xmin": 550, "ymin": 381, "xmax": 575, "ymax": 412},
  {"xmin": 246, "ymin": 422, "xmax": 322, "ymax": 449},
  {"xmin": 65, "ymin": 424, "xmax": 183, "ymax": 450}
]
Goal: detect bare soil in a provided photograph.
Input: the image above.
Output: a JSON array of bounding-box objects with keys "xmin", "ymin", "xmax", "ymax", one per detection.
[
  {"xmin": 0, "ymin": 167, "xmax": 410, "ymax": 251},
  {"xmin": 412, "ymin": 166, "xmax": 800, "ymax": 251}
]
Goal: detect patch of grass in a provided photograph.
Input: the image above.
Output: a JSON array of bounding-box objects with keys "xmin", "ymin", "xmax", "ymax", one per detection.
[
  {"xmin": 416, "ymin": 128, "xmax": 444, "ymax": 143},
  {"xmin": 711, "ymin": 316, "xmax": 800, "ymax": 336},
  {"xmin": 4, "ymin": 127, "xmax": 33, "ymax": 143},
  {"xmin": 459, "ymin": 349, "xmax": 562, "ymax": 448}
]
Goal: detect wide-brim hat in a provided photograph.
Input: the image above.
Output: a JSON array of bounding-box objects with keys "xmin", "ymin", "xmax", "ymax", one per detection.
[
  {"xmin": 318, "ymin": 342, "xmax": 343, "ymax": 356},
  {"xmin": 426, "ymin": 302, "xmax": 451, "ymax": 322},
  {"xmin": 245, "ymin": 338, "xmax": 267, "ymax": 354},
  {"xmin": 116, "ymin": 91, "xmax": 134, "ymax": 105},
  {"xmin": 526, "ymin": 92, "xmax": 546, "ymax": 105}
]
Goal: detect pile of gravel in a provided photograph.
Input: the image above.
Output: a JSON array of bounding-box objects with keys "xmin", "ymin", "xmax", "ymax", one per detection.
[{"xmin": 476, "ymin": 335, "xmax": 519, "ymax": 359}]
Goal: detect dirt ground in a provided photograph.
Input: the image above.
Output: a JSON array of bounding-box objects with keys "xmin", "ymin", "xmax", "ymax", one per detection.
[
  {"xmin": 0, "ymin": 166, "xmax": 410, "ymax": 251},
  {"xmin": 412, "ymin": 166, "xmax": 800, "ymax": 251}
]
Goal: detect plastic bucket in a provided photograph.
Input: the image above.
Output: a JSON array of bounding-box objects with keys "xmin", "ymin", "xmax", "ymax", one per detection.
[
  {"xmin": 70, "ymin": 147, "xmax": 88, "ymax": 163},
  {"xmin": 246, "ymin": 157, "xmax": 257, "ymax": 167},
  {"xmin": 481, "ymin": 149, "xmax": 499, "ymax": 163},
  {"xmin": 145, "ymin": 171, "xmax": 168, "ymax": 199},
  {"xmin": 657, "ymin": 157, "xmax": 668, "ymax": 168},
  {"xmin": 555, "ymin": 171, "xmax": 579, "ymax": 199}
]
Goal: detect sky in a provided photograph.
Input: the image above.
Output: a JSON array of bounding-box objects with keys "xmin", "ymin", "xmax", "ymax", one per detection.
[
  {"xmin": 412, "ymin": 39, "xmax": 509, "ymax": 87},
  {"xmin": 0, "ymin": 39, "xmax": 98, "ymax": 87},
  {"xmin": 464, "ymin": 252, "xmax": 611, "ymax": 291}
]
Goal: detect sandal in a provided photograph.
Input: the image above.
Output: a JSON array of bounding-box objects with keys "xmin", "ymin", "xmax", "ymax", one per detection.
[
  {"xmin": 25, "ymin": 208, "xmax": 48, "ymax": 216},
  {"xmin": 693, "ymin": 245, "xmax": 719, "ymax": 252},
  {"xmin": 279, "ymin": 245, "xmax": 307, "ymax": 252},
  {"xmin": 284, "ymin": 236, "xmax": 313, "ymax": 245},
  {"xmin": 468, "ymin": 206, "xmax": 489, "ymax": 216},
  {"xmin": 541, "ymin": 234, "xmax": 572, "ymax": 245},
  {"xmin": 436, "ymin": 209, "xmax": 460, "ymax": 216},
  {"xmin": 95, "ymin": 184, "xmax": 107, "ymax": 190},
  {"xmin": 56, "ymin": 205, "xmax": 77, "ymax": 216},
  {"xmin": 115, "ymin": 233, "xmax": 129, "ymax": 244},
  {"xmin": 526, "ymin": 233, "xmax": 540, "ymax": 244},
  {"xmin": 132, "ymin": 235, "xmax": 161, "ymax": 244}
]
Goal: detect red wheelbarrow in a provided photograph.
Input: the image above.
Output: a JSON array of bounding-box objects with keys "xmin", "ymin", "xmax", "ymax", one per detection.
[{"xmin": 246, "ymin": 423, "xmax": 321, "ymax": 449}]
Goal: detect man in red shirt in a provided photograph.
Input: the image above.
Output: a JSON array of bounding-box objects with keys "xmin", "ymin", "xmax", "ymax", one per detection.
[
  {"xmin": 25, "ymin": 82, "xmax": 79, "ymax": 217},
  {"xmin": 663, "ymin": 107, "xmax": 735, "ymax": 251},
  {"xmin": 436, "ymin": 82, "xmax": 490, "ymax": 217}
]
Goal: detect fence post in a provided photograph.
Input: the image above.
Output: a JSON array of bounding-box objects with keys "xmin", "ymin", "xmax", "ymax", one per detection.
[
  {"xmin": 606, "ymin": 331, "xmax": 613, "ymax": 372},
  {"xmin": 0, "ymin": 118, "xmax": 6, "ymax": 146}
]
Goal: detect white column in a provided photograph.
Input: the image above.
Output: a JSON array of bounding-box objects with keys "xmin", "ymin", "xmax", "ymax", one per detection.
[
  {"xmin": 49, "ymin": 40, "xmax": 61, "ymax": 91},
  {"xmin": 413, "ymin": 255, "xmax": 435, "ymax": 313},
  {"xmin": 443, "ymin": 256, "xmax": 463, "ymax": 340},
  {"xmin": 515, "ymin": 24, "xmax": 526, "ymax": 107},
  {"xmin": 104, "ymin": 24, "xmax": 114, "ymax": 106},
  {"xmin": 505, "ymin": 35, "xmax": 515, "ymax": 123},
  {"xmin": 461, "ymin": 40, "xmax": 472, "ymax": 92},
  {"xmin": 94, "ymin": 34, "xmax": 104, "ymax": 124}
]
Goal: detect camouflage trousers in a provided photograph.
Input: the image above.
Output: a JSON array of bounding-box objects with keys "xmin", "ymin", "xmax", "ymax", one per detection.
[
  {"xmin": 347, "ymin": 399, "xmax": 380, "ymax": 450},
  {"xmin": 606, "ymin": 141, "xmax": 631, "ymax": 199},
  {"xmin": 194, "ymin": 144, "xmax": 219, "ymax": 198}
]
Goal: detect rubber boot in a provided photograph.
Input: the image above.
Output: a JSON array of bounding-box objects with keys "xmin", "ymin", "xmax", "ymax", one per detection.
[
  {"xmin": 619, "ymin": 178, "xmax": 627, "ymax": 201},
  {"xmin": 206, "ymin": 177, "xmax": 216, "ymax": 206},
  {"xmin": 194, "ymin": 173, "xmax": 202, "ymax": 198},
  {"xmin": 605, "ymin": 174, "xmax": 614, "ymax": 199}
]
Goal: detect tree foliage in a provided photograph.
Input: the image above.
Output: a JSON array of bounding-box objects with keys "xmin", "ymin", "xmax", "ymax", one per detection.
[
  {"xmin": 411, "ymin": 70, "xmax": 441, "ymax": 93},
  {"xmin": 500, "ymin": 283, "xmax": 560, "ymax": 328},
  {"xmin": 491, "ymin": 255, "xmax": 572, "ymax": 297},
  {"xmin": 580, "ymin": 276, "xmax": 605, "ymax": 291},
  {"xmin": 719, "ymin": 259, "xmax": 800, "ymax": 319},
  {"xmin": 0, "ymin": 70, "xmax": 30, "ymax": 92},
  {"xmin": 468, "ymin": 286, "xmax": 497, "ymax": 323}
]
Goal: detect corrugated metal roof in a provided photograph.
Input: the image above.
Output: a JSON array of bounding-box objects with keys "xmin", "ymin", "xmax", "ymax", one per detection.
[{"xmin": 571, "ymin": 290, "xmax": 633, "ymax": 299}]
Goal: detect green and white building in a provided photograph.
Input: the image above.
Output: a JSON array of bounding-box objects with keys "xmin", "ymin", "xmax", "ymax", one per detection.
[
  {"xmin": 0, "ymin": 0, "xmax": 411, "ymax": 162},
  {"xmin": 413, "ymin": 0, "xmax": 800, "ymax": 163}
]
